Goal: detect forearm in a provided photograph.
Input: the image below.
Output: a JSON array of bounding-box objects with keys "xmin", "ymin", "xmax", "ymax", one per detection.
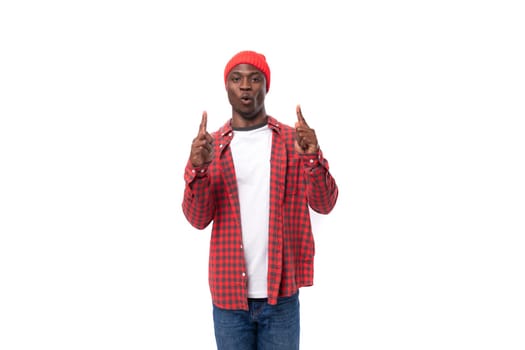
[
  {"xmin": 302, "ymin": 151, "xmax": 339, "ymax": 214},
  {"xmin": 182, "ymin": 164, "xmax": 215, "ymax": 229}
]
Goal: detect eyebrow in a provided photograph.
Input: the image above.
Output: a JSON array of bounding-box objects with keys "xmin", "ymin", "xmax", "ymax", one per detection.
[{"xmin": 230, "ymin": 70, "xmax": 263, "ymax": 76}]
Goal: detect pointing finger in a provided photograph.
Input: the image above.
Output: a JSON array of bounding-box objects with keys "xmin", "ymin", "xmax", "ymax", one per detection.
[
  {"xmin": 296, "ymin": 104, "xmax": 308, "ymax": 127},
  {"xmin": 199, "ymin": 111, "xmax": 208, "ymax": 135}
]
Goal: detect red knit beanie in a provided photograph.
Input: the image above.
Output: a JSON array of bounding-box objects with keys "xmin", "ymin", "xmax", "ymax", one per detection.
[{"xmin": 224, "ymin": 50, "xmax": 271, "ymax": 92}]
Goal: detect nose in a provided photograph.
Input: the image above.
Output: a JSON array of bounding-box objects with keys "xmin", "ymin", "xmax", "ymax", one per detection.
[{"xmin": 240, "ymin": 77, "xmax": 251, "ymax": 90}]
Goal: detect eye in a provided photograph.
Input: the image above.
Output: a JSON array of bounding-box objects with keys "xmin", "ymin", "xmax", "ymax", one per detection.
[
  {"xmin": 231, "ymin": 76, "xmax": 240, "ymax": 82},
  {"xmin": 251, "ymin": 76, "xmax": 261, "ymax": 82}
]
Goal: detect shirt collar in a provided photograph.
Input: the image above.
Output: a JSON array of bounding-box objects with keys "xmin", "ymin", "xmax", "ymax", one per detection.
[{"xmin": 219, "ymin": 115, "xmax": 282, "ymax": 137}]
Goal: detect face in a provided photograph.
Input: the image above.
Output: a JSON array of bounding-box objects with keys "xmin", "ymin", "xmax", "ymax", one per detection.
[{"xmin": 226, "ymin": 63, "xmax": 267, "ymax": 124}]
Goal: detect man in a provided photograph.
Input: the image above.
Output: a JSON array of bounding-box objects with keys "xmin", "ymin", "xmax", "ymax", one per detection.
[{"xmin": 182, "ymin": 50, "xmax": 339, "ymax": 349}]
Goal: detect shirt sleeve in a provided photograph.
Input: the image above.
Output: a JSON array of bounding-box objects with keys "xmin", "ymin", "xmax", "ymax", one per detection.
[
  {"xmin": 182, "ymin": 159, "xmax": 215, "ymax": 229},
  {"xmin": 300, "ymin": 149, "xmax": 339, "ymax": 214}
]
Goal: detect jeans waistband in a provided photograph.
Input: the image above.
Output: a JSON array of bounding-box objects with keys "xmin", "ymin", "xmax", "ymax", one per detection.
[{"xmin": 247, "ymin": 297, "xmax": 268, "ymax": 302}]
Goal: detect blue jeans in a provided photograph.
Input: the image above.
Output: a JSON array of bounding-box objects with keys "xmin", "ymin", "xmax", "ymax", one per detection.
[{"xmin": 213, "ymin": 292, "xmax": 300, "ymax": 350}]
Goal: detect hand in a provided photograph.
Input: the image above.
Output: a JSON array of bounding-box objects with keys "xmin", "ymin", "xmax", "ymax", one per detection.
[
  {"xmin": 294, "ymin": 105, "xmax": 319, "ymax": 154},
  {"xmin": 190, "ymin": 111, "xmax": 213, "ymax": 167}
]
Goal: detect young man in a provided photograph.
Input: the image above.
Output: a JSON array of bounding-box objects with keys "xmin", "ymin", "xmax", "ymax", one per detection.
[{"xmin": 182, "ymin": 50, "xmax": 339, "ymax": 349}]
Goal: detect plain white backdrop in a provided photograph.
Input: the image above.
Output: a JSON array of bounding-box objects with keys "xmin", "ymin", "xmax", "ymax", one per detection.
[{"xmin": 1, "ymin": 1, "xmax": 524, "ymax": 349}]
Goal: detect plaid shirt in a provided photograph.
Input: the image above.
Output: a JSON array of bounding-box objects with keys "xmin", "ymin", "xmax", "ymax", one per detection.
[{"xmin": 182, "ymin": 116, "xmax": 338, "ymax": 310}]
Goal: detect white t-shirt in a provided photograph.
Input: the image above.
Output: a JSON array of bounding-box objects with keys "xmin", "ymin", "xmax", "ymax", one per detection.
[{"xmin": 230, "ymin": 124, "xmax": 272, "ymax": 298}]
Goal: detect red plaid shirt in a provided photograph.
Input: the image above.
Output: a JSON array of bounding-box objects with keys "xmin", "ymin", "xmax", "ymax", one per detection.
[{"xmin": 182, "ymin": 116, "xmax": 338, "ymax": 310}]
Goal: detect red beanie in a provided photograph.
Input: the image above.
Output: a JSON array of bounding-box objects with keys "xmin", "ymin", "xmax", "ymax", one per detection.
[{"xmin": 224, "ymin": 50, "xmax": 271, "ymax": 92}]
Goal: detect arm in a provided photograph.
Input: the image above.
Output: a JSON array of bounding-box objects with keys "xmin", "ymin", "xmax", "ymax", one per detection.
[
  {"xmin": 295, "ymin": 105, "xmax": 338, "ymax": 214},
  {"xmin": 181, "ymin": 111, "xmax": 215, "ymax": 229},
  {"xmin": 182, "ymin": 161, "xmax": 215, "ymax": 229},
  {"xmin": 301, "ymin": 151, "xmax": 338, "ymax": 214}
]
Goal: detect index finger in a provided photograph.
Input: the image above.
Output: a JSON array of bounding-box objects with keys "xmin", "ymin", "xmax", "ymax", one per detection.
[
  {"xmin": 199, "ymin": 111, "xmax": 208, "ymax": 134},
  {"xmin": 296, "ymin": 104, "xmax": 308, "ymax": 127}
]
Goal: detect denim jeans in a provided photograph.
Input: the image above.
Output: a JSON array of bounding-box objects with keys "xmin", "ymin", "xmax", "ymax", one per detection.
[{"xmin": 213, "ymin": 292, "xmax": 300, "ymax": 350}]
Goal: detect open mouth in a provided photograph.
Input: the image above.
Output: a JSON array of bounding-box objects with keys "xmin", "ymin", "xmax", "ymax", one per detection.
[{"xmin": 240, "ymin": 94, "xmax": 253, "ymax": 103}]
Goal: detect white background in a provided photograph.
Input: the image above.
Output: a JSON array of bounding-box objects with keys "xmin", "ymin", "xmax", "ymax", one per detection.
[{"xmin": 1, "ymin": 1, "xmax": 524, "ymax": 349}]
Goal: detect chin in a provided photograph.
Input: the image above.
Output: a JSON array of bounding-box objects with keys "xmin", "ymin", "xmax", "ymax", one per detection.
[
  {"xmin": 240, "ymin": 112, "xmax": 258, "ymax": 120},
  {"xmin": 235, "ymin": 106, "xmax": 257, "ymax": 119}
]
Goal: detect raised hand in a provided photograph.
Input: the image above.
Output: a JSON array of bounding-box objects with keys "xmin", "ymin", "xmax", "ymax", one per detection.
[
  {"xmin": 294, "ymin": 104, "xmax": 319, "ymax": 154},
  {"xmin": 190, "ymin": 111, "xmax": 214, "ymax": 167}
]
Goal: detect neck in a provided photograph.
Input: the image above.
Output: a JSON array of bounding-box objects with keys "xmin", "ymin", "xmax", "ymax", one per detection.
[
  {"xmin": 231, "ymin": 109, "xmax": 267, "ymax": 129},
  {"xmin": 233, "ymin": 119, "xmax": 268, "ymax": 131}
]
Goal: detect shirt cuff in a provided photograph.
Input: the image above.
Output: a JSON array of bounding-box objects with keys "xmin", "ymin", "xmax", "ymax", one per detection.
[
  {"xmin": 300, "ymin": 151, "xmax": 322, "ymax": 168},
  {"xmin": 184, "ymin": 162, "xmax": 209, "ymax": 183},
  {"xmin": 192, "ymin": 166, "xmax": 208, "ymax": 177}
]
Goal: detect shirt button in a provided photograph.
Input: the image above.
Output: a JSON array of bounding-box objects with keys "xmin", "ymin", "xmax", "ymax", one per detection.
[
  {"xmin": 219, "ymin": 144, "xmax": 223, "ymax": 148},
  {"xmin": 309, "ymin": 159, "xmax": 314, "ymax": 163},
  {"xmin": 242, "ymin": 272, "xmax": 246, "ymax": 277},
  {"xmin": 192, "ymin": 169, "xmax": 195, "ymax": 173},
  {"xmin": 240, "ymin": 244, "xmax": 243, "ymax": 249}
]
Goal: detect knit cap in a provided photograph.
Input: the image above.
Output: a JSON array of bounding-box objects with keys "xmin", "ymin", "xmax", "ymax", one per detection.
[{"xmin": 224, "ymin": 50, "xmax": 271, "ymax": 92}]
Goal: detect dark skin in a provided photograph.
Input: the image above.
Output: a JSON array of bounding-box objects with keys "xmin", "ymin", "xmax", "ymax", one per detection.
[{"xmin": 190, "ymin": 64, "xmax": 319, "ymax": 168}]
